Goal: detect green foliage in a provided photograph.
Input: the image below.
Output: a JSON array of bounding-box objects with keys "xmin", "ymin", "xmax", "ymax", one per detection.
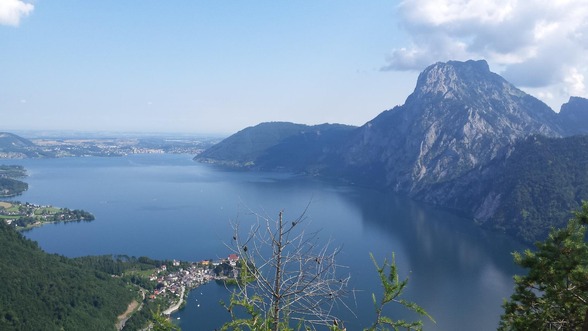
[
  {"xmin": 151, "ymin": 309, "xmax": 181, "ymax": 331},
  {"xmin": 220, "ymin": 293, "xmax": 277, "ymax": 331},
  {"xmin": 0, "ymin": 165, "xmax": 28, "ymax": 197},
  {"xmin": 219, "ymin": 253, "xmax": 433, "ymax": 331},
  {"xmin": 123, "ymin": 304, "xmax": 181, "ymax": 331},
  {"xmin": 1, "ymin": 201, "xmax": 96, "ymax": 228},
  {"xmin": 237, "ymin": 259, "xmax": 256, "ymax": 285},
  {"xmin": 196, "ymin": 122, "xmax": 312, "ymax": 166},
  {"xmin": 0, "ymin": 165, "xmax": 27, "ymax": 177},
  {"xmin": 364, "ymin": 254, "xmax": 434, "ymax": 331},
  {"xmin": 488, "ymin": 135, "xmax": 588, "ymax": 243},
  {"xmin": 72, "ymin": 254, "xmax": 160, "ymax": 275},
  {"xmin": 0, "ymin": 221, "xmax": 135, "ymax": 330},
  {"xmin": 121, "ymin": 299, "xmax": 161, "ymax": 331},
  {"xmin": 499, "ymin": 202, "xmax": 588, "ymax": 330},
  {"xmin": 195, "ymin": 122, "xmax": 355, "ymax": 172}
]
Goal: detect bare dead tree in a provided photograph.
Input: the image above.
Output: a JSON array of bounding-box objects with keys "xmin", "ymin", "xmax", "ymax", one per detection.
[{"xmin": 221, "ymin": 206, "xmax": 352, "ymax": 331}]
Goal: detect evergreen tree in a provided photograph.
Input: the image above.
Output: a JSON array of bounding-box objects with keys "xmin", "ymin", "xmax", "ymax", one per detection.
[{"xmin": 499, "ymin": 202, "xmax": 588, "ymax": 330}]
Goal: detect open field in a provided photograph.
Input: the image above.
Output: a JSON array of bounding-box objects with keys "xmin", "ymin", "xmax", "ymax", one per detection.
[{"xmin": 0, "ymin": 201, "xmax": 13, "ymax": 208}]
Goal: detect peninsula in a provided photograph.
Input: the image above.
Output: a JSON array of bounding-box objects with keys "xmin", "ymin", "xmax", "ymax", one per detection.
[
  {"xmin": 0, "ymin": 165, "xmax": 28, "ymax": 197},
  {"xmin": 0, "ymin": 201, "xmax": 95, "ymax": 230}
]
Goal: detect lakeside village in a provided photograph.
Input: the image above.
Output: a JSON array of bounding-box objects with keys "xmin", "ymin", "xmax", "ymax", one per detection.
[
  {"xmin": 0, "ymin": 201, "xmax": 95, "ymax": 229},
  {"xmin": 139, "ymin": 254, "xmax": 242, "ymax": 316}
]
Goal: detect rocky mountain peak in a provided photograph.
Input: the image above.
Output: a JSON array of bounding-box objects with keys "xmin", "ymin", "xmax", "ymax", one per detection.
[
  {"xmin": 344, "ymin": 59, "xmax": 561, "ymax": 193},
  {"xmin": 560, "ymin": 96, "xmax": 588, "ymax": 113},
  {"xmin": 411, "ymin": 59, "xmax": 528, "ymax": 105},
  {"xmin": 415, "ymin": 60, "xmax": 489, "ymax": 95},
  {"xmin": 558, "ymin": 96, "xmax": 588, "ymax": 136}
]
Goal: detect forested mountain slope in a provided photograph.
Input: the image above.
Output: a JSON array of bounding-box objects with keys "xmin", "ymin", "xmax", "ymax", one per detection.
[
  {"xmin": 195, "ymin": 122, "xmax": 356, "ymax": 172},
  {"xmin": 0, "ymin": 222, "xmax": 134, "ymax": 330}
]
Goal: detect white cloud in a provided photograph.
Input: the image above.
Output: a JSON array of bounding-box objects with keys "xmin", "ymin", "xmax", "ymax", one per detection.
[
  {"xmin": 384, "ymin": 0, "xmax": 588, "ymax": 107},
  {"xmin": 565, "ymin": 67, "xmax": 586, "ymax": 96},
  {"xmin": 0, "ymin": 0, "xmax": 34, "ymax": 27}
]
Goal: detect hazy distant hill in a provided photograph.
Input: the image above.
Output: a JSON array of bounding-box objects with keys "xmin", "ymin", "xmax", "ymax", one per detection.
[
  {"xmin": 195, "ymin": 122, "xmax": 356, "ymax": 172},
  {"xmin": 0, "ymin": 132, "xmax": 44, "ymax": 158},
  {"xmin": 0, "ymin": 132, "xmax": 35, "ymax": 149},
  {"xmin": 196, "ymin": 60, "xmax": 588, "ymax": 243}
]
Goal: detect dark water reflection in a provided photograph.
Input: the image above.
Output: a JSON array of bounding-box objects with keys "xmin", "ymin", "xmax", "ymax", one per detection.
[{"xmin": 5, "ymin": 154, "xmax": 524, "ymax": 330}]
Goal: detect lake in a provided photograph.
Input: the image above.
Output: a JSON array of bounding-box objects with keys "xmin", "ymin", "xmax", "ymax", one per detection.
[{"xmin": 5, "ymin": 154, "xmax": 524, "ymax": 330}]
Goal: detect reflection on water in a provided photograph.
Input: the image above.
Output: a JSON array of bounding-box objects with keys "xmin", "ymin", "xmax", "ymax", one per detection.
[{"xmin": 7, "ymin": 154, "xmax": 524, "ymax": 330}]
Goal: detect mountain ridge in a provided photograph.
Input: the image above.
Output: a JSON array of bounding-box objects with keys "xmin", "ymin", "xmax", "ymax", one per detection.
[
  {"xmin": 195, "ymin": 59, "xmax": 588, "ymax": 243},
  {"xmin": 196, "ymin": 122, "xmax": 356, "ymax": 172}
]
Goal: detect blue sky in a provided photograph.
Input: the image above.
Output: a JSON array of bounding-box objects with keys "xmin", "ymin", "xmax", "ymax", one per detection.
[{"xmin": 2, "ymin": 1, "xmax": 588, "ymax": 134}]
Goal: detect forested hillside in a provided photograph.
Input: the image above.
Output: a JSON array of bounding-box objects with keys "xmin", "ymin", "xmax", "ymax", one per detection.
[
  {"xmin": 483, "ymin": 135, "xmax": 588, "ymax": 242},
  {"xmin": 0, "ymin": 222, "xmax": 134, "ymax": 330},
  {"xmin": 0, "ymin": 165, "xmax": 28, "ymax": 197},
  {"xmin": 196, "ymin": 122, "xmax": 356, "ymax": 170}
]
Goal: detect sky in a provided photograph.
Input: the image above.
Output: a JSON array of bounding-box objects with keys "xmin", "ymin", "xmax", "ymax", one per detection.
[{"xmin": 1, "ymin": 0, "xmax": 587, "ymax": 135}]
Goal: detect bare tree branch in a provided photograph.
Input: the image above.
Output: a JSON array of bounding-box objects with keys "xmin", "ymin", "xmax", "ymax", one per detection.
[{"xmin": 222, "ymin": 205, "xmax": 351, "ymax": 330}]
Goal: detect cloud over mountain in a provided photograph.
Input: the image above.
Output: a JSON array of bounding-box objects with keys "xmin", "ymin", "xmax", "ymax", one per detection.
[
  {"xmin": 384, "ymin": 0, "xmax": 588, "ymax": 108},
  {"xmin": 0, "ymin": 0, "xmax": 33, "ymax": 26}
]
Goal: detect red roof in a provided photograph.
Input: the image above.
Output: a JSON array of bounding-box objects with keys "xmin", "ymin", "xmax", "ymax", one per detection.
[{"xmin": 228, "ymin": 254, "xmax": 239, "ymax": 261}]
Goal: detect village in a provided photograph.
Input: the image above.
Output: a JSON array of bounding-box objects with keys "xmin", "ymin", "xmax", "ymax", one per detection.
[
  {"xmin": 0, "ymin": 201, "xmax": 95, "ymax": 228},
  {"xmin": 146, "ymin": 254, "xmax": 242, "ymax": 316}
]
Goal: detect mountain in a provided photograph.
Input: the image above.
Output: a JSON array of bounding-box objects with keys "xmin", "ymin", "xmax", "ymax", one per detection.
[
  {"xmin": 558, "ymin": 96, "xmax": 588, "ymax": 136},
  {"xmin": 340, "ymin": 60, "xmax": 560, "ymax": 192},
  {"xmin": 195, "ymin": 122, "xmax": 356, "ymax": 172},
  {"xmin": 0, "ymin": 132, "xmax": 35, "ymax": 149},
  {"xmin": 196, "ymin": 60, "xmax": 588, "ymax": 243},
  {"xmin": 0, "ymin": 132, "xmax": 39, "ymax": 157},
  {"xmin": 0, "ymin": 221, "xmax": 133, "ymax": 330},
  {"xmin": 415, "ymin": 135, "xmax": 588, "ymax": 243},
  {"xmin": 482, "ymin": 135, "xmax": 588, "ymax": 242}
]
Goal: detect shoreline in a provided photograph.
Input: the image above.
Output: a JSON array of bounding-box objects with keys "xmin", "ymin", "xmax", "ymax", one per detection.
[{"xmin": 163, "ymin": 286, "xmax": 186, "ymax": 316}]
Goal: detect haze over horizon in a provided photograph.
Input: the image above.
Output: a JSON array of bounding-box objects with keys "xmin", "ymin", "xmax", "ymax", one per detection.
[{"xmin": 2, "ymin": 1, "xmax": 588, "ymax": 135}]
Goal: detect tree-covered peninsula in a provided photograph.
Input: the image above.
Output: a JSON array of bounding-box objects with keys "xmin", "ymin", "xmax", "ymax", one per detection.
[
  {"xmin": 0, "ymin": 165, "xmax": 28, "ymax": 197},
  {"xmin": 0, "ymin": 201, "xmax": 95, "ymax": 229}
]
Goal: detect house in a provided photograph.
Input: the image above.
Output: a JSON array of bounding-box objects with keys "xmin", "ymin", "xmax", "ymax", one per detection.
[{"xmin": 228, "ymin": 254, "xmax": 239, "ymax": 266}]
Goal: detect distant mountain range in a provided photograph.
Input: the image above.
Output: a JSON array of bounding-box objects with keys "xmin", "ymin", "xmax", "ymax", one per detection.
[{"xmin": 195, "ymin": 60, "xmax": 588, "ymax": 243}]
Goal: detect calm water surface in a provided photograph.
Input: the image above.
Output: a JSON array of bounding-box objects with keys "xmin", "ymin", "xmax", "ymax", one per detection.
[{"xmin": 6, "ymin": 154, "xmax": 524, "ymax": 330}]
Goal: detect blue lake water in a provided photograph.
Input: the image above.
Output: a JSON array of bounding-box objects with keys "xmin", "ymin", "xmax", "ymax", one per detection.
[{"xmin": 5, "ymin": 154, "xmax": 525, "ymax": 330}]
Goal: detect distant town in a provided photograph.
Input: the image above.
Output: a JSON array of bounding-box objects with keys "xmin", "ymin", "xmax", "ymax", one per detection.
[{"xmin": 0, "ymin": 132, "xmax": 222, "ymax": 158}]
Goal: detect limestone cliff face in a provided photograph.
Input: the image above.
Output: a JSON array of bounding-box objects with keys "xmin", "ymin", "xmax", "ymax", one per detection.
[{"xmin": 342, "ymin": 60, "xmax": 560, "ymax": 194}]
